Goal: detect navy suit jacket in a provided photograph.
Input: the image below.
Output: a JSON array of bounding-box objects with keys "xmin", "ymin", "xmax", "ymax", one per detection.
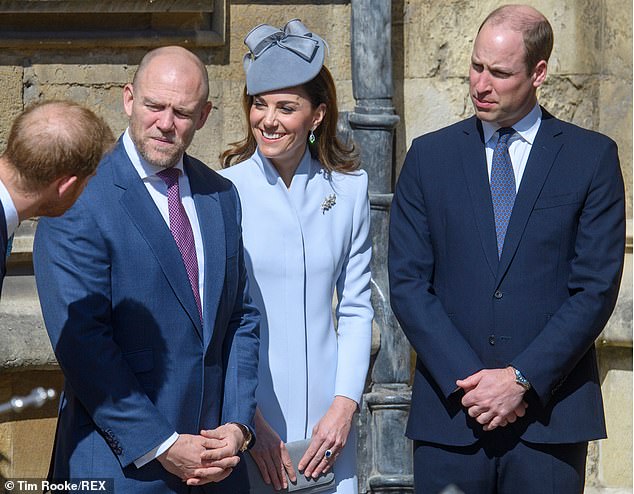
[
  {"xmin": 389, "ymin": 110, "xmax": 625, "ymax": 446},
  {"xmin": 0, "ymin": 199, "xmax": 6, "ymax": 296},
  {"xmin": 34, "ymin": 139, "xmax": 260, "ymax": 492}
]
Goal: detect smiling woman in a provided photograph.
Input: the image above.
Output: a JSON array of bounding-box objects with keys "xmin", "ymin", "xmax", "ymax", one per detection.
[
  {"xmin": 219, "ymin": 19, "xmax": 373, "ymax": 494},
  {"xmin": 248, "ymin": 88, "xmax": 324, "ymax": 186}
]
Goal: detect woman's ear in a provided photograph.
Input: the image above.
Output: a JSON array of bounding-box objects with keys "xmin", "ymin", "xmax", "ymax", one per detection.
[{"xmin": 312, "ymin": 103, "xmax": 327, "ymax": 130}]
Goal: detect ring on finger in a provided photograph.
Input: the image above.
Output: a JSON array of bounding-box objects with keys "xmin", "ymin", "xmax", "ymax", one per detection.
[{"xmin": 324, "ymin": 449, "xmax": 333, "ymax": 460}]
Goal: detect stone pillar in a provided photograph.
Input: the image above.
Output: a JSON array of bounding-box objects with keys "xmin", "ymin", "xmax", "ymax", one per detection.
[{"xmin": 348, "ymin": 1, "xmax": 412, "ymax": 493}]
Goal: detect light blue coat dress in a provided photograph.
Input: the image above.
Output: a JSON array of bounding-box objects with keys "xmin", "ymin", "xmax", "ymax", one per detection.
[{"xmin": 220, "ymin": 148, "xmax": 373, "ymax": 493}]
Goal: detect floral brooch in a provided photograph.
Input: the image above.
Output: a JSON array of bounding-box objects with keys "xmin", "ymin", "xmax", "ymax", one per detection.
[{"xmin": 321, "ymin": 193, "xmax": 337, "ymax": 214}]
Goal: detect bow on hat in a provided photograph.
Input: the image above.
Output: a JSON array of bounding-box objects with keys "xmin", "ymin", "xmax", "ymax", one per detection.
[
  {"xmin": 242, "ymin": 19, "xmax": 326, "ymax": 95},
  {"xmin": 244, "ymin": 19, "xmax": 322, "ymax": 64}
]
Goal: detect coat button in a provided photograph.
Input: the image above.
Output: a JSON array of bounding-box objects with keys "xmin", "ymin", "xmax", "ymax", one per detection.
[
  {"xmin": 488, "ymin": 335, "xmax": 496, "ymax": 345},
  {"xmin": 494, "ymin": 290, "xmax": 503, "ymax": 299}
]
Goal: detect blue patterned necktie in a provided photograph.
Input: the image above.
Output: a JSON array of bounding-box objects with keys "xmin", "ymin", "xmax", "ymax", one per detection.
[{"xmin": 490, "ymin": 127, "xmax": 516, "ymax": 258}]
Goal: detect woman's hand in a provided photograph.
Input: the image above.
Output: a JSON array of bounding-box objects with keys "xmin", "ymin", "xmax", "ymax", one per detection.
[
  {"xmin": 298, "ymin": 396, "xmax": 357, "ymax": 479},
  {"xmin": 249, "ymin": 408, "xmax": 297, "ymax": 490}
]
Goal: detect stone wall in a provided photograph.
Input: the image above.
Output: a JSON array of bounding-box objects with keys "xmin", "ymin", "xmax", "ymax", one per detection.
[{"xmin": 0, "ymin": 1, "xmax": 631, "ymax": 491}]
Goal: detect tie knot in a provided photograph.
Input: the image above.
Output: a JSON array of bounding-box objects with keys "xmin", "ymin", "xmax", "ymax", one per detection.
[
  {"xmin": 157, "ymin": 167, "xmax": 180, "ymax": 187},
  {"xmin": 498, "ymin": 127, "xmax": 515, "ymax": 144}
]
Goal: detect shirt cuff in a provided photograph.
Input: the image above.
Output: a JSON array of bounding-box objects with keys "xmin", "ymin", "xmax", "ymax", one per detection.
[{"xmin": 134, "ymin": 432, "xmax": 179, "ymax": 468}]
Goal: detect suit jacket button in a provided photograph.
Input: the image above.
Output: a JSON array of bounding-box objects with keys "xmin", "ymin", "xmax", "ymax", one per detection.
[
  {"xmin": 494, "ymin": 290, "xmax": 503, "ymax": 299},
  {"xmin": 488, "ymin": 335, "xmax": 496, "ymax": 345}
]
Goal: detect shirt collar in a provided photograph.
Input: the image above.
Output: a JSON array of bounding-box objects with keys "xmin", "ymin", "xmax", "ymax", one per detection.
[
  {"xmin": 0, "ymin": 177, "xmax": 19, "ymax": 237},
  {"xmin": 123, "ymin": 128, "xmax": 185, "ymax": 179},
  {"xmin": 482, "ymin": 104, "xmax": 542, "ymax": 145}
]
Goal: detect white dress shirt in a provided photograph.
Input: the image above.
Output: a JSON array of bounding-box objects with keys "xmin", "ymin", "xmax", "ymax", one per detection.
[
  {"xmin": 0, "ymin": 177, "xmax": 19, "ymax": 238},
  {"xmin": 482, "ymin": 103, "xmax": 542, "ymax": 192},
  {"xmin": 122, "ymin": 129, "xmax": 205, "ymax": 307},
  {"xmin": 122, "ymin": 129, "xmax": 205, "ymax": 468}
]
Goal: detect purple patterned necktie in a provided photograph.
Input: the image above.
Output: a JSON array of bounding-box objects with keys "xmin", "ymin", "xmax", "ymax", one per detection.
[
  {"xmin": 490, "ymin": 127, "xmax": 516, "ymax": 258},
  {"xmin": 157, "ymin": 167, "xmax": 202, "ymax": 322}
]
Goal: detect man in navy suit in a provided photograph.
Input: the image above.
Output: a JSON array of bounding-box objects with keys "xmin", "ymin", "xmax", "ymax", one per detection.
[
  {"xmin": 389, "ymin": 5, "xmax": 625, "ymax": 493},
  {"xmin": 0, "ymin": 100, "xmax": 113, "ymax": 296},
  {"xmin": 34, "ymin": 46, "xmax": 260, "ymax": 492}
]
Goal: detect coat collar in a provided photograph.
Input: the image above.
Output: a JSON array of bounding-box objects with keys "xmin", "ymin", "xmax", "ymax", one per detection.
[
  {"xmin": 110, "ymin": 138, "xmax": 223, "ymax": 341},
  {"xmin": 459, "ymin": 117, "xmax": 499, "ymax": 276},
  {"xmin": 459, "ymin": 110, "xmax": 564, "ymax": 282},
  {"xmin": 252, "ymin": 147, "xmax": 319, "ymax": 187},
  {"xmin": 187, "ymin": 157, "xmax": 225, "ymax": 349},
  {"xmin": 495, "ymin": 109, "xmax": 563, "ymax": 283}
]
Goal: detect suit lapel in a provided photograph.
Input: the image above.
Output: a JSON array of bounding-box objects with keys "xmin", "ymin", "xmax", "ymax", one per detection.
[
  {"xmin": 186, "ymin": 158, "xmax": 225, "ymax": 349},
  {"xmin": 496, "ymin": 111, "xmax": 563, "ymax": 283},
  {"xmin": 112, "ymin": 143, "xmax": 203, "ymax": 340},
  {"xmin": 459, "ymin": 118, "xmax": 499, "ymax": 276}
]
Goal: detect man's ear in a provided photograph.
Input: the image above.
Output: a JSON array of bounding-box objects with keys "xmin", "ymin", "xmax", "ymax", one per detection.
[
  {"xmin": 123, "ymin": 83, "xmax": 135, "ymax": 118},
  {"xmin": 532, "ymin": 60, "xmax": 548, "ymax": 88},
  {"xmin": 56, "ymin": 175, "xmax": 79, "ymax": 198},
  {"xmin": 195, "ymin": 101, "xmax": 213, "ymax": 130}
]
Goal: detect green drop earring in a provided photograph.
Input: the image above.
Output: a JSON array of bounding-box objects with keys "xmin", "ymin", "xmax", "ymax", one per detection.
[{"xmin": 309, "ymin": 129, "xmax": 316, "ymax": 145}]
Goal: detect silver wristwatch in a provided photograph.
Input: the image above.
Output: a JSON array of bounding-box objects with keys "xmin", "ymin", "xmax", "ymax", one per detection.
[{"xmin": 513, "ymin": 367, "xmax": 532, "ymax": 391}]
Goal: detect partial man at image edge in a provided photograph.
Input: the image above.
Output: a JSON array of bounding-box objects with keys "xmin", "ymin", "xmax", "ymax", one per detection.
[{"xmin": 0, "ymin": 99, "xmax": 114, "ymax": 296}]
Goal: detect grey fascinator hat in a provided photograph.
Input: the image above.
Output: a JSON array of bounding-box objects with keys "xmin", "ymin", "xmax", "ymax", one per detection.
[{"xmin": 243, "ymin": 18, "xmax": 327, "ymax": 95}]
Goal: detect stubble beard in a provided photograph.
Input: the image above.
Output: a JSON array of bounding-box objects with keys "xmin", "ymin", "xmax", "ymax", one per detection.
[
  {"xmin": 136, "ymin": 136, "xmax": 184, "ymax": 169},
  {"xmin": 130, "ymin": 123, "xmax": 184, "ymax": 169}
]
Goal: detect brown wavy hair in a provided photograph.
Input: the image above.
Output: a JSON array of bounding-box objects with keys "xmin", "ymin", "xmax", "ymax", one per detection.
[{"xmin": 221, "ymin": 66, "xmax": 358, "ymax": 173}]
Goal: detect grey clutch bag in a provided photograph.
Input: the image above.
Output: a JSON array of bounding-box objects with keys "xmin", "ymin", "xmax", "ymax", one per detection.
[{"xmin": 244, "ymin": 438, "xmax": 335, "ymax": 493}]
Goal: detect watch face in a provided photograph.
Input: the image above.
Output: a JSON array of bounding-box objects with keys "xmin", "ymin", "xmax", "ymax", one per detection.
[{"xmin": 514, "ymin": 368, "xmax": 531, "ymax": 390}]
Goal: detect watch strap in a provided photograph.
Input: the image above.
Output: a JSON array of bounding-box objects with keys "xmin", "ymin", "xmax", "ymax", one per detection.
[{"xmin": 229, "ymin": 422, "xmax": 253, "ymax": 452}]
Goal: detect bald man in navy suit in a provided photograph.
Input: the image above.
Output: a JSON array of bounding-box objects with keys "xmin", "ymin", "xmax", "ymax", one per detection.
[
  {"xmin": 389, "ymin": 5, "xmax": 625, "ymax": 493},
  {"xmin": 0, "ymin": 100, "xmax": 113, "ymax": 296}
]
